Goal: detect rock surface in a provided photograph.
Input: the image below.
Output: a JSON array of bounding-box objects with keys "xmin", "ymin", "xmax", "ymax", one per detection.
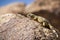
[
  {"xmin": 0, "ymin": 13, "xmax": 59, "ymax": 40},
  {"xmin": 0, "ymin": 0, "xmax": 60, "ymax": 40}
]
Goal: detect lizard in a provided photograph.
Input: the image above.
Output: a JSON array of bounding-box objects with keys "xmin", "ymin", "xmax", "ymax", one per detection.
[{"xmin": 26, "ymin": 13, "xmax": 58, "ymax": 38}]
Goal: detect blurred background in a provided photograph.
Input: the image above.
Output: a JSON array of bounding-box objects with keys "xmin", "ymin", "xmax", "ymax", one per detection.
[
  {"xmin": 0, "ymin": 0, "xmax": 60, "ymax": 30},
  {"xmin": 0, "ymin": 0, "xmax": 34, "ymax": 6}
]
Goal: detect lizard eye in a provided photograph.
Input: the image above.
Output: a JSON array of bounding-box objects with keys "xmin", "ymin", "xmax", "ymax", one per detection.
[
  {"xmin": 27, "ymin": 14, "xmax": 35, "ymax": 19},
  {"xmin": 30, "ymin": 15, "xmax": 35, "ymax": 18}
]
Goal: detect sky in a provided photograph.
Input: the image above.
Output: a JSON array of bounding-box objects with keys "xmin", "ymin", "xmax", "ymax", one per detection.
[{"xmin": 0, "ymin": 0, "xmax": 34, "ymax": 6}]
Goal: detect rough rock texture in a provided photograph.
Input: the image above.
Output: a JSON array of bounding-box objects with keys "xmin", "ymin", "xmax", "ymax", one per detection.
[{"xmin": 0, "ymin": 13, "xmax": 59, "ymax": 40}]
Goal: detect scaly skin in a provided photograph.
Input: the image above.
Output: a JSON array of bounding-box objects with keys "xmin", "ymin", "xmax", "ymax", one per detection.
[
  {"xmin": 27, "ymin": 13, "xmax": 50, "ymax": 27},
  {"xmin": 26, "ymin": 13, "xmax": 58, "ymax": 38}
]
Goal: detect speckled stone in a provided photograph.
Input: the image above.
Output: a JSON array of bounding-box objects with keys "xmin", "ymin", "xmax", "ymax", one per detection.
[{"xmin": 0, "ymin": 13, "xmax": 59, "ymax": 40}]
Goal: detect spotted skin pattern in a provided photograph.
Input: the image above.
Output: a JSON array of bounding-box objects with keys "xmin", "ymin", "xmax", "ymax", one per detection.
[{"xmin": 26, "ymin": 13, "xmax": 58, "ymax": 38}]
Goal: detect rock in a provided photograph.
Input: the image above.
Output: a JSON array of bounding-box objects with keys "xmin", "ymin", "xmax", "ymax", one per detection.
[
  {"xmin": 25, "ymin": 0, "xmax": 60, "ymax": 13},
  {"xmin": 0, "ymin": 2, "xmax": 26, "ymax": 14},
  {"xmin": 0, "ymin": 13, "xmax": 59, "ymax": 40}
]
